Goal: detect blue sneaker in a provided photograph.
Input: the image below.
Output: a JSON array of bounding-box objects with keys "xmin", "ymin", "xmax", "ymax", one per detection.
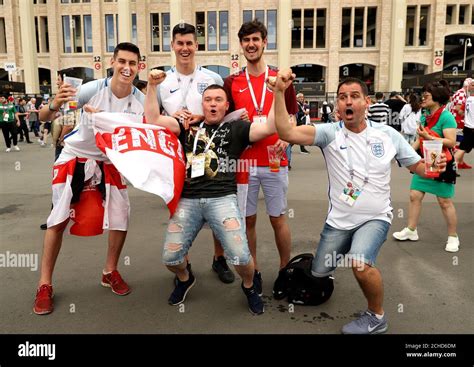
[
  {"xmin": 253, "ymin": 270, "xmax": 263, "ymax": 296},
  {"xmin": 168, "ymin": 270, "xmax": 195, "ymax": 306},
  {"xmin": 241, "ymin": 283, "xmax": 264, "ymax": 315},
  {"xmin": 342, "ymin": 310, "xmax": 388, "ymax": 334}
]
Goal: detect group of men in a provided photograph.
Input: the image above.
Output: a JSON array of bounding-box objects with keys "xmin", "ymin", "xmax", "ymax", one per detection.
[{"xmin": 32, "ymin": 20, "xmax": 447, "ymax": 334}]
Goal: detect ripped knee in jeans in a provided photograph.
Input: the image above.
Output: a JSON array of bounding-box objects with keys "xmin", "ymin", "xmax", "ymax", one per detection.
[{"xmin": 223, "ymin": 217, "xmax": 240, "ymax": 231}]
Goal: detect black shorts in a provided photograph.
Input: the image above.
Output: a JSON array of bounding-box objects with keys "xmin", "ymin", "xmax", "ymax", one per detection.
[
  {"xmin": 459, "ymin": 127, "xmax": 474, "ymax": 153},
  {"xmin": 43, "ymin": 122, "xmax": 52, "ymax": 131}
]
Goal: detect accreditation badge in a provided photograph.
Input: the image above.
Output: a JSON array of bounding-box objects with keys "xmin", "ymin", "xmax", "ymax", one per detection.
[
  {"xmin": 339, "ymin": 181, "xmax": 362, "ymax": 207},
  {"xmin": 191, "ymin": 154, "xmax": 206, "ymax": 178}
]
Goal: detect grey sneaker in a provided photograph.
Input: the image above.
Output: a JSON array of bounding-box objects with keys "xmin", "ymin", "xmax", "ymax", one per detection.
[{"xmin": 342, "ymin": 310, "xmax": 388, "ymax": 334}]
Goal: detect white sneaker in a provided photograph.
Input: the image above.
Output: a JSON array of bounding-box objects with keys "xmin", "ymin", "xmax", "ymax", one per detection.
[
  {"xmin": 40, "ymin": 142, "xmax": 46, "ymax": 147},
  {"xmin": 445, "ymin": 236, "xmax": 460, "ymax": 252},
  {"xmin": 5, "ymin": 148, "xmax": 11, "ymax": 153},
  {"xmin": 393, "ymin": 227, "xmax": 419, "ymax": 241},
  {"xmin": 13, "ymin": 145, "xmax": 20, "ymax": 151}
]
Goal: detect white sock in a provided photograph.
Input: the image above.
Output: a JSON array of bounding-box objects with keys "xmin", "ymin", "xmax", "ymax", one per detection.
[{"xmin": 374, "ymin": 312, "xmax": 384, "ymax": 320}]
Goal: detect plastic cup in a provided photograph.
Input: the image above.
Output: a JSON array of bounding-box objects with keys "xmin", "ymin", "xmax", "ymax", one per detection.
[
  {"xmin": 423, "ymin": 140, "xmax": 443, "ymax": 178},
  {"xmin": 267, "ymin": 145, "xmax": 281, "ymax": 173},
  {"xmin": 63, "ymin": 76, "xmax": 83, "ymax": 111}
]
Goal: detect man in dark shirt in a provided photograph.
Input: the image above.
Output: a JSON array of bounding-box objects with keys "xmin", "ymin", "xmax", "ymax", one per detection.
[
  {"xmin": 145, "ymin": 69, "xmax": 294, "ymax": 315},
  {"xmin": 385, "ymin": 91, "xmax": 406, "ymax": 131},
  {"xmin": 15, "ymin": 97, "xmax": 32, "ymax": 144}
]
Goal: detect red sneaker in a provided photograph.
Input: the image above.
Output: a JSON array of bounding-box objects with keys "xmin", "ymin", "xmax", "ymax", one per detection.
[
  {"xmin": 33, "ymin": 284, "xmax": 54, "ymax": 315},
  {"xmin": 101, "ymin": 270, "xmax": 131, "ymax": 296},
  {"xmin": 458, "ymin": 162, "xmax": 472, "ymax": 169}
]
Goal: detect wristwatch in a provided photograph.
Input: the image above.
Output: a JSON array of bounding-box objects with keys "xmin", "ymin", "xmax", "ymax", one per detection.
[{"xmin": 48, "ymin": 101, "xmax": 59, "ymax": 112}]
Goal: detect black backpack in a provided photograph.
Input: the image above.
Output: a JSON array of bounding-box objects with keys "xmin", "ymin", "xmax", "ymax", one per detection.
[{"xmin": 282, "ymin": 253, "xmax": 334, "ymax": 306}]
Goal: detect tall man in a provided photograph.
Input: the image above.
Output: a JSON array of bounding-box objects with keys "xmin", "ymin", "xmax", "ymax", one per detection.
[
  {"xmin": 33, "ymin": 42, "xmax": 145, "ymax": 315},
  {"xmin": 223, "ymin": 20, "xmax": 298, "ymax": 299},
  {"xmin": 274, "ymin": 74, "xmax": 446, "ymax": 334},
  {"xmin": 156, "ymin": 23, "xmax": 235, "ymax": 283}
]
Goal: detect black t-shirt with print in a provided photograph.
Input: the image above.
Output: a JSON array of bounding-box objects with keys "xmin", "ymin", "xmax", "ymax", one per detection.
[{"xmin": 178, "ymin": 120, "xmax": 251, "ymax": 198}]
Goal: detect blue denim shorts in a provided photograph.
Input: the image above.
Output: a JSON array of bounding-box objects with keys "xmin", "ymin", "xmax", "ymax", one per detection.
[
  {"xmin": 163, "ymin": 194, "xmax": 251, "ymax": 266},
  {"xmin": 311, "ymin": 220, "xmax": 390, "ymax": 276}
]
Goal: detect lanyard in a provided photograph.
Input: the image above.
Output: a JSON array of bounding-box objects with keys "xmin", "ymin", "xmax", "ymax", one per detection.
[
  {"xmin": 342, "ymin": 124, "xmax": 371, "ymax": 187},
  {"xmin": 193, "ymin": 121, "xmax": 225, "ymax": 155},
  {"xmin": 245, "ymin": 66, "xmax": 268, "ymax": 116},
  {"xmin": 176, "ymin": 67, "xmax": 197, "ymax": 109}
]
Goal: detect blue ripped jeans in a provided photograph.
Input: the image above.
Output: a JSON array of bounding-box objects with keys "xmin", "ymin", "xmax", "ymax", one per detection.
[{"xmin": 163, "ymin": 194, "xmax": 251, "ymax": 266}]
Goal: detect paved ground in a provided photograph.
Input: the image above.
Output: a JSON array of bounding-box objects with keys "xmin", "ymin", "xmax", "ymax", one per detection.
[{"xmin": 0, "ymin": 139, "xmax": 473, "ymax": 334}]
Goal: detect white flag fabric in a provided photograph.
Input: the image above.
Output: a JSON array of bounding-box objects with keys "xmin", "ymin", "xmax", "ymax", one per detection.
[{"xmin": 91, "ymin": 112, "xmax": 186, "ymax": 216}]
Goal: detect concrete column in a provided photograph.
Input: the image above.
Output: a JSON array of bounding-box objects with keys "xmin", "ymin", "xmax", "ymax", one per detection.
[
  {"xmin": 91, "ymin": 0, "xmax": 105, "ymax": 79},
  {"xmin": 228, "ymin": 0, "xmax": 241, "ymax": 73},
  {"xmin": 19, "ymin": 0, "xmax": 39, "ymax": 94},
  {"xmin": 432, "ymin": 0, "xmax": 448, "ymax": 73},
  {"xmin": 46, "ymin": 0, "xmax": 60, "ymax": 93},
  {"xmin": 136, "ymin": 0, "xmax": 148, "ymax": 79},
  {"xmin": 277, "ymin": 0, "xmax": 291, "ymax": 69},
  {"xmin": 117, "ymin": 0, "xmax": 132, "ymax": 43},
  {"xmin": 388, "ymin": 0, "xmax": 406, "ymax": 91},
  {"xmin": 169, "ymin": 0, "xmax": 183, "ymax": 66},
  {"xmin": 327, "ymin": 0, "xmax": 341, "ymax": 93},
  {"xmin": 3, "ymin": 0, "xmax": 19, "ymax": 82}
]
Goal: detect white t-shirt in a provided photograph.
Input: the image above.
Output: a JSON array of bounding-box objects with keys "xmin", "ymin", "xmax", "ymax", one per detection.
[
  {"xmin": 464, "ymin": 96, "xmax": 473, "ymax": 129},
  {"xmin": 313, "ymin": 121, "xmax": 421, "ymax": 230},
  {"xmin": 158, "ymin": 66, "xmax": 223, "ymax": 116},
  {"xmin": 61, "ymin": 78, "xmax": 145, "ymax": 161},
  {"xmin": 399, "ymin": 103, "xmax": 421, "ymax": 135}
]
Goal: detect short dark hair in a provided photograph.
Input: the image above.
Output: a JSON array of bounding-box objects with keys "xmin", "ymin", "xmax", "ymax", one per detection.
[
  {"xmin": 238, "ymin": 19, "xmax": 267, "ymax": 42},
  {"xmin": 375, "ymin": 92, "xmax": 384, "ymax": 100},
  {"xmin": 113, "ymin": 42, "xmax": 141, "ymax": 61},
  {"xmin": 202, "ymin": 84, "xmax": 227, "ymax": 100},
  {"xmin": 172, "ymin": 23, "xmax": 197, "ymax": 40},
  {"xmin": 337, "ymin": 78, "xmax": 369, "ymax": 96},
  {"xmin": 423, "ymin": 80, "xmax": 451, "ymax": 105}
]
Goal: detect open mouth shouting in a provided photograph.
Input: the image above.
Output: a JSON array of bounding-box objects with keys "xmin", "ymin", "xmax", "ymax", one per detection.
[{"xmin": 345, "ymin": 107, "xmax": 354, "ymax": 119}]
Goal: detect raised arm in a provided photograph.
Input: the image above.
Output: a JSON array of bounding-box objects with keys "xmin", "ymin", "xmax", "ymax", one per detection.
[
  {"xmin": 145, "ymin": 70, "xmax": 180, "ymax": 136},
  {"xmin": 273, "ymin": 69, "xmax": 316, "ymax": 145}
]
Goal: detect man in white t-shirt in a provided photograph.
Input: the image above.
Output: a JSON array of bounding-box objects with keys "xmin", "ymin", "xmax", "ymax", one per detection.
[
  {"xmin": 156, "ymin": 23, "xmax": 235, "ymax": 284},
  {"xmin": 34, "ymin": 42, "xmax": 145, "ymax": 315},
  {"xmin": 274, "ymin": 74, "xmax": 447, "ymax": 334}
]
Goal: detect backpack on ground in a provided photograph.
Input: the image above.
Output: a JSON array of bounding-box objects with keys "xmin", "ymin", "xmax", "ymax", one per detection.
[{"xmin": 281, "ymin": 253, "xmax": 334, "ymax": 306}]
